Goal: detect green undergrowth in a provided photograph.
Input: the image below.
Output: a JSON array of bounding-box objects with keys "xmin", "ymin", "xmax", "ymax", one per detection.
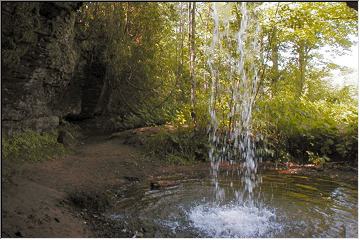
[
  {"xmin": 2, "ymin": 130, "xmax": 67, "ymax": 163},
  {"xmin": 254, "ymin": 92, "xmax": 358, "ymax": 166},
  {"xmin": 144, "ymin": 126, "xmax": 208, "ymax": 165},
  {"xmin": 2, "ymin": 120, "xmax": 82, "ymax": 163}
]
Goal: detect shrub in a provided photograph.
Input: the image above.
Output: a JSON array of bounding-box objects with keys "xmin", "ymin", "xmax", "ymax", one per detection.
[
  {"xmin": 144, "ymin": 126, "xmax": 208, "ymax": 165},
  {"xmin": 2, "ymin": 130, "xmax": 67, "ymax": 162},
  {"xmin": 254, "ymin": 90, "xmax": 358, "ymax": 165}
]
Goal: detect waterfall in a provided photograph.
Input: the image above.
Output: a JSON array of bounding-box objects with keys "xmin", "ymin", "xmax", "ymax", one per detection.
[{"xmin": 207, "ymin": 2, "xmax": 261, "ymax": 205}]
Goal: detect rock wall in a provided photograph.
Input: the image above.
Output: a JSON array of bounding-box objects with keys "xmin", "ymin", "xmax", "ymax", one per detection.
[{"xmin": 1, "ymin": 2, "xmax": 83, "ymax": 134}]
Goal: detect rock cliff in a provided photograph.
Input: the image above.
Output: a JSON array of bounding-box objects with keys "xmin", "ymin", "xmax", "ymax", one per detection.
[{"xmin": 2, "ymin": 2, "xmax": 82, "ymax": 134}]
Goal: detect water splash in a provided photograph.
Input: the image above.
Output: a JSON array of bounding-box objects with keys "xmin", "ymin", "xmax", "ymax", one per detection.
[
  {"xmin": 207, "ymin": 2, "xmax": 261, "ymax": 204},
  {"xmin": 188, "ymin": 203, "xmax": 280, "ymax": 237}
]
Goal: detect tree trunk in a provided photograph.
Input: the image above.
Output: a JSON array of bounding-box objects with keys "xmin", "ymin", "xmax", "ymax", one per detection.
[
  {"xmin": 297, "ymin": 41, "xmax": 307, "ymax": 97},
  {"xmin": 189, "ymin": 2, "xmax": 196, "ymax": 125},
  {"xmin": 270, "ymin": 27, "xmax": 279, "ymax": 96},
  {"xmin": 179, "ymin": 3, "xmax": 184, "ymax": 74},
  {"xmin": 270, "ymin": 27, "xmax": 279, "ymax": 84}
]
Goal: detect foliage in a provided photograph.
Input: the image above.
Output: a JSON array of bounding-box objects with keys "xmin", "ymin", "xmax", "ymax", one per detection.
[
  {"xmin": 76, "ymin": 3, "xmax": 180, "ymax": 126},
  {"xmin": 2, "ymin": 130, "xmax": 67, "ymax": 162},
  {"xmin": 259, "ymin": 2, "xmax": 357, "ymax": 96},
  {"xmin": 306, "ymin": 151, "xmax": 330, "ymax": 166},
  {"xmin": 254, "ymin": 84, "xmax": 358, "ymax": 164},
  {"xmin": 75, "ymin": 2, "xmax": 357, "ymax": 165},
  {"xmin": 144, "ymin": 127, "xmax": 208, "ymax": 165}
]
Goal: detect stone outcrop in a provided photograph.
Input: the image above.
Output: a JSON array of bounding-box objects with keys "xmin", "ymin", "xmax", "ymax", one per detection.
[
  {"xmin": 2, "ymin": 2, "xmax": 146, "ymax": 135},
  {"xmin": 1, "ymin": 2, "xmax": 82, "ymax": 135}
]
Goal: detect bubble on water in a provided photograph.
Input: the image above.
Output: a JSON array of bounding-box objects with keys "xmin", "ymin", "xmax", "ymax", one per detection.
[{"xmin": 187, "ymin": 203, "xmax": 282, "ymax": 237}]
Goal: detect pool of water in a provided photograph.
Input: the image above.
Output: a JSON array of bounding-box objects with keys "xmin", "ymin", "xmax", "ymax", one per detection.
[{"xmin": 107, "ymin": 170, "xmax": 358, "ymax": 237}]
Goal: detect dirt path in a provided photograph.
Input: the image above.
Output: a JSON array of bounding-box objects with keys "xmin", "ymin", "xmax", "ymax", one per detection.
[{"xmin": 2, "ymin": 133, "xmax": 204, "ymax": 237}]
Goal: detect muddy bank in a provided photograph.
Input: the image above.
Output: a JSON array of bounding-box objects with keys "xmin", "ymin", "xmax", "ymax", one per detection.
[{"xmin": 1, "ymin": 129, "xmax": 208, "ymax": 237}]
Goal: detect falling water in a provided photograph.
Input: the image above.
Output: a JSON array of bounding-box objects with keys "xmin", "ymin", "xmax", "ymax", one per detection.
[
  {"xmin": 189, "ymin": 3, "xmax": 278, "ymax": 236},
  {"xmin": 208, "ymin": 2, "xmax": 261, "ymax": 204}
]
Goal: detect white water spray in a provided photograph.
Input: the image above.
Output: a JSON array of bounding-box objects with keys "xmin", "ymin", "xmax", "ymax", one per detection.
[{"xmin": 207, "ymin": 2, "xmax": 261, "ymax": 204}]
